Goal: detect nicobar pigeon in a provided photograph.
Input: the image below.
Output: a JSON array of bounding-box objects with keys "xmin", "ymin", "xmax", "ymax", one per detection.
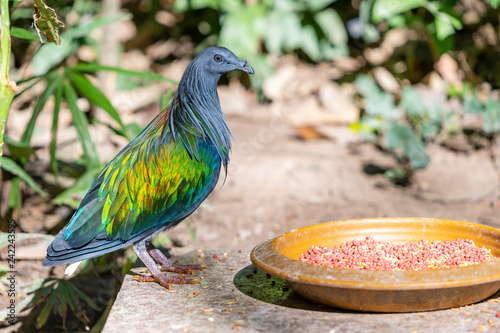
[{"xmin": 43, "ymin": 47, "xmax": 254, "ymax": 289}]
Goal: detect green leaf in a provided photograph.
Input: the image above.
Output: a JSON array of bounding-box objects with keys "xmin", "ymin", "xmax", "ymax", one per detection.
[
  {"xmin": 483, "ymin": 98, "xmax": 500, "ymax": 133},
  {"xmin": 67, "ymin": 280, "xmax": 98, "ymax": 310},
  {"xmin": 63, "ymin": 83, "xmax": 100, "ymax": 167},
  {"xmin": 67, "ymin": 71, "xmax": 128, "ymax": 137},
  {"xmin": 425, "ymin": 2, "xmax": 462, "ymax": 41},
  {"xmin": 356, "ymin": 75, "xmax": 400, "ymax": 121},
  {"xmin": 219, "ymin": 3, "xmax": 264, "ymax": 57},
  {"xmin": 1, "ymin": 157, "xmax": 46, "ymax": 197},
  {"xmin": 4, "ymin": 135, "xmax": 35, "ymax": 161},
  {"xmin": 36, "ymin": 286, "xmax": 58, "ymax": 328},
  {"xmin": 0, "ymin": 278, "xmax": 47, "ymax": 322},
  {"xmin": 33, "ymin": 0, "xmax": 65, "ymax": 45},
  {"xmin": 50, "ymin": 84, "xmax": 62, "ymax": 175},
  {"xmin": 372, "ymin": 0, "xmax": 427, "ymax": 22},
  {"xmin": 31, "ymin": 35, "xmax": 76, "ymax": 76},
  {"xmin": 315, "ymin": 9, "xmax": 347, "ymax": 47},
  {"xmin": 53, "ymin": 166, "xmax": 102, "ymax": 208},
  {"xmin": 31, "ymin": 14, "xmax": 130, "ymax": 76},
  {"xmin": 384, "ymin": 123, "xmax": 430, "ymax": 169},
  {"xmin": 56, "ymin": 283, "xmax": 69, "ymax": 314},
  {"xmin": 8, "ymin": 177, "xmax": 22, "ymax": 211},
  {"xmin": 63, "ymin": 13, "xmax": 131, "ymax": 40},
  {"xmin": 305, "ymin": 0, "xmax": 338, "ymax": 11},
  {"xmin": 10, "ymin": 26, "xmax": 40, "ymax": 41},
  {"xmin": 125, "ymin": 123, "xmax": 145, "ymax": 139},
  {"xmin": 173, "ymin": 0, "xmax": 222, "ymax": 11},
  {"xmin": 463, "ymin": 93, "xmax": 484, "ymax": 114},
  {"xmin": 21, "ymin": 72, "xmax": 61, "ymax": 143},
  {"xmin": 491, "ymin": 0, "xmax": 500, "ymax": 8},
  {"xmin": 70, "ymin": 63, "xmax": 178, "ymax": 84},
  {"xmin": 401, "ymin": 87, "xmax": 426, "ymax": 116},
  {"xmin": 261, "ymin": 10, "xmax": 303, "ymax": 55}
]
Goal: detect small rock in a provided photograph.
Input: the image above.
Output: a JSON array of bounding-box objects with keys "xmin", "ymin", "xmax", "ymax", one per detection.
[{"xmin": 373, "ymin": 67, "xmax": 399, "ymax": 94}]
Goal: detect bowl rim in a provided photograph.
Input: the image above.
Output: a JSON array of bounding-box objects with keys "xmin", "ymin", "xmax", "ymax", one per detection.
[{"xmin": 250, "ymin": 217, "xmax": 500, "ymax": 291}]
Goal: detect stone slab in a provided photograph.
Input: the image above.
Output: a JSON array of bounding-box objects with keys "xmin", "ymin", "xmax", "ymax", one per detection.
[{"xmin": 103, "ymin": 249, "xmax": 500, "ymax": 333}]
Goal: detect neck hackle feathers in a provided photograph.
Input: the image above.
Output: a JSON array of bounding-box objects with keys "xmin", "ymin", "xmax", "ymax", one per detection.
[{"xmin": 169, "ymin": 56, "xmax": 232, "ymax": 167}]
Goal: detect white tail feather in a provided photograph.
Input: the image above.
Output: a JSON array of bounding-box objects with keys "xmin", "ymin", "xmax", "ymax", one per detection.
[{"xmin": 64, "ymin": 261, "xmax": 81, "ymax": 276}]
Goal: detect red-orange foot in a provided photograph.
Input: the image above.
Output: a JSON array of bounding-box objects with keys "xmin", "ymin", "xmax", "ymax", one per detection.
[
  {"xmin": 160, "ymin": 260, "xmax": 206, "ymax": 274},
  {"xmin": 133, "ymin": 274, "xmax": 201, "ymax": 289},
  {"xmin": 133, "ymin": 240, "xmax": 204, "ymax": 290}
]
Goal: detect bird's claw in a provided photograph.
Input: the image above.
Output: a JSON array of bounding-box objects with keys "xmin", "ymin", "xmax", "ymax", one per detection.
[
  {"xmin": 159, "ymin": 260, "xmax": 205, "ymax": 274},
  {"xmin": 133, "ymin": 273, "xmax": 201, "ymax": 288}
]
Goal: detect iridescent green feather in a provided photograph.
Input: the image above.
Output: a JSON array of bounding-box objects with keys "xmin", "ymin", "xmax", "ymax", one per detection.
[{"xmin": 64, "ymin": 107, "xmax": 220, "ymax": 244}]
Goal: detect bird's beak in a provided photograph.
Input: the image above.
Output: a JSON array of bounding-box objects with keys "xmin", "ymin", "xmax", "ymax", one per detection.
[{"xmin": 237, "ymin": 60, "xmax": 254, "ymax": 75}]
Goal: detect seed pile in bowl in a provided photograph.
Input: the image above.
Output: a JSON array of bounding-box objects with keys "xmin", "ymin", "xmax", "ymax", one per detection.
[{"xmin": 299, "ymin": 236, "xmax": 496, "ymax": 270}]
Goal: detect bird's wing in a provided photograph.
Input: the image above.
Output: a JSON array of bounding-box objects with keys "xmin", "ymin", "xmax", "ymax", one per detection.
[{"xmin": 63, "ymin": 109, "xmax": 221, "ymax": 248}]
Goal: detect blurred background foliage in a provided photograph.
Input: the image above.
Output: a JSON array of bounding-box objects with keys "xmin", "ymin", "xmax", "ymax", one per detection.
[{"xmin": 2, "ymin": 0, "xmax": 500, "ymax": 331}]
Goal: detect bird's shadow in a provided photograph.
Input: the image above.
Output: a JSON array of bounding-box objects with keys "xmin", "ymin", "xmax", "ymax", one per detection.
[{"xmin": 233, "ymin": 264, "xmax": 350, "ymax": 313}]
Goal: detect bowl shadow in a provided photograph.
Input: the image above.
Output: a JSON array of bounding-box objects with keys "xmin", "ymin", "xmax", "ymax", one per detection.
[{"xmin": 233, "ymin": 264, "xmax": 353, "ymax": 313}]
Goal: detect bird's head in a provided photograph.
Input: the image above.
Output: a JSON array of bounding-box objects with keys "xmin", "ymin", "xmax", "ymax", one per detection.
[{"xmin": 193, "ymin": 46, "xmax": 254, "ymax": 77}]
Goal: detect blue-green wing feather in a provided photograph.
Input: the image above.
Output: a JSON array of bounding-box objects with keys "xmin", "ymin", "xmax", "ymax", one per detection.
[{"xmin": 63, "ymin": 108, "xmax": 221, "ymax": 249}]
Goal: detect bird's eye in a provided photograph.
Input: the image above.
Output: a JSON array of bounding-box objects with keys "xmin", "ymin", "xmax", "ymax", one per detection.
[{"xmin": 214, "ymin": 54, "xmax": 223, "ymax": 63}]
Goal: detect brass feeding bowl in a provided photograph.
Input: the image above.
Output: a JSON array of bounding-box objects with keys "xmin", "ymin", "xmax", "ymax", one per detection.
[{"xmin": 250, "ymin": 217, "xmax": 500, "ymax": 312}]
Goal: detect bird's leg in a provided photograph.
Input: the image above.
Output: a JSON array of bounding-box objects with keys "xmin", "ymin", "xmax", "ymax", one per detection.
[
  {"xmin": 132, "ymin": 240, "xmax": 199, "ymax": 289},
  {"xmin": 145, "ymin": 241, "xmax": 205, "ymax": 274}
]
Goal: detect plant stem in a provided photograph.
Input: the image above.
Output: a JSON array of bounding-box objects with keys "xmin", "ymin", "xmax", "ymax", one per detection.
[{"xmin": 0, "ymin": 0, "xmax": 18, "ymax": 169}]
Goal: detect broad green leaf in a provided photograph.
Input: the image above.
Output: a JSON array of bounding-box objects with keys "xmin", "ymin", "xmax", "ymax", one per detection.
[
  {"xmin": 315, "ymin": 9, "xmax": 347, "ymax": 47},
  {"xmin": 261, "ymin": 10, "xmax": 303, "ymax": 54},
  {"xmin": 434, "ymin": 14, "xmax": 457, "ymax": 41},
  {"xmin": 463, "ymin": 94, "xmax": 484, "ymax": 114},
  {"xmin": 67, "ymin": 71, "xmax": 127, "ymax": 137},
  {"xmin": 383, "ymin": 123, "xmax": 430, "ymax": 169},
  {"xmin": 356, "ymin": 75, "xmax": 400, "ymax": 121},
  {"xmin": 359, "ymin": 0, "xmax": 381, "ymax": 43},
  {"xmin": 372, "ymin": 0, "xmax": 426, "ymax": 22},
  {"xmin": 70, "ymin": 63, "xmax": 178, "ymax": 84},
  {"xmin": 21, "ymin": 72, "xmax": 61, "ymax": 143},
  {"xmin": 305, "ymin": 0, "xmax": 338, "ymax": 11},
  {"xmin": 299, "ymin": 25, "xmax": 322, "ymax": 61},
  {"xmin": 63, "ymin": 83, "xmax": 100, "ymax": 167},
  {"xmin": 219, "ymin": 3, "xmax": 265, "ymax": 57},
  {"xmin": 318, "ymin": 39, "xmax": 349, "ymax": 60},
  {"xmin": 10, "ymin": 26, "xmax": 40, "ymax": 41},
  {"xmin": 483, "ymin": 98, "xmax": 500, "ymax": 133},
  {"xmin": 33, "ymin": 0, "xmax": 65, "ymax": 45},
  {"xmin": 1, "ymin": 157, "xmax": 46, "ymax": 197},
  {"xmin": 401, "ymin": 87, "xmax": 426, "ymax": 116},
  {"xmin": 491, "ymin": 0, "xmax": 500, "ymax": 8},
  {"xmin": 31, "ymin": 34, "xmax": 76, "ymax": 75},
  {"xmin": 425, "ymin": 2, "xmax": 462, "ymax": 41}
]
